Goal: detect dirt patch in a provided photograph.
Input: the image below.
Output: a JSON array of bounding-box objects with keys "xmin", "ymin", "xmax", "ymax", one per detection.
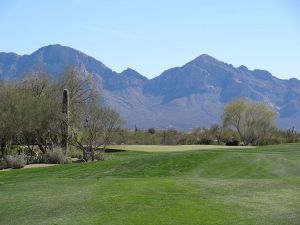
[
  {"xmin": 0, "ymin": 164, "xmax": 57, "ymax": 172},
  {"xmin": 24, "ymin": 164, "xmax": 57, "ymax": 169}
]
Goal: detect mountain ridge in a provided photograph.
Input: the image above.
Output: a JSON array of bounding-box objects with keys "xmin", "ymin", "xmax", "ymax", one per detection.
[{"xmin": 0, "ymin": 44, "xmax": 299, "ymax": 130}]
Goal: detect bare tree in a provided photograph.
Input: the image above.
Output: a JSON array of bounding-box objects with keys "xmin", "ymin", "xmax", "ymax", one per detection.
[
  {"xmin": 58, "ymin": 69, "xmax": 100, "ymax": 108},
  {"xmin": 70, "ymin": 103, "xmax": 122, "ymax": 161}
]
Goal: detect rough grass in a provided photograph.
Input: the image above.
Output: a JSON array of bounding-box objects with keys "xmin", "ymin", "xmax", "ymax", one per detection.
[{"xmin": 0, "ymin": 144, "xmax": 300, "ymax": 225}]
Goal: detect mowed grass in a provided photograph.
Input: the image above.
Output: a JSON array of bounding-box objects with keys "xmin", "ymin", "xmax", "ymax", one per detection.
[
  {"xmin": 108, "ymin": 144, "xmax": 254, "ymax": 152},
  {"xmin": 1, "ymin": 144, "xmax": 300, "ymax": 225}
]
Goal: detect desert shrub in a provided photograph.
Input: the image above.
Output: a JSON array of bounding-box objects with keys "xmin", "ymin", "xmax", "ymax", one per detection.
[
  {"xmin": 67, "ymin": 146, "xmax": 83, "ymax": 158},
  {"xmin": 177, "ymin": 134, "xmax": 197, "ymax": 145},
  {"xmin": 256, "ymin": 135, "xmax": 284, "ymax": 146},
  {"xmin": 0, "ymin": 160, "xmax": 8, "ymax": 170},
  {"xmin": 192, "ymin": 128, "xmax": 214, "ymax": 145},
  {"xmin": 197, "ymin": 138, "xmax": 214, "ymax": 145},
  {"xmin": 64, "ymin": 157, "xmax": 72, "ymax": 164},
  {"xmin": 95, "ymin": 151, "xmax": 105, "ymax": 161},
  {"xmin": 1, "ymin": 145, "xmax": 25, "ymax": 156},
  {"xmin": 47, "ymin": 148, "xmax": 66, "ymax": 164},
  {"xmin": 225, "ymin": 138, "xmax": 240, "ymax": 146},
  {"xmin": 159, "ymin": 129, "xmax": 180, "ymax": 145},
  {"xmin": 5, "ymin": 154, "xmax": 26, "ymax": 169},
  {"xmin": 26, "ymin": 154, "xmax": 48, "ymax": 164},
  {"xmin": 147, "ymin": 128, "xmax": 156, "ymax": 134}
]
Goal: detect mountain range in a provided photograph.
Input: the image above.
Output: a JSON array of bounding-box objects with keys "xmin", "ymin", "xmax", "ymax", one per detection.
[{"xmin": 1, "ymin": 44, "xmax": 299, "ymax": 130}]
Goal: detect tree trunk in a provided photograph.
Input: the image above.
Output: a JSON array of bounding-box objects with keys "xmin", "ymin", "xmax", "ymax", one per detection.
[
  {"xmin": 83, "ymin": 151, "xmax": 88, "ymax": 162},
  {"xmin": 38, "ymin": 143, "xmax": 46, "ymax": 154},
  {"xmin": 0, "ymin": 139, "xmax": 6, "ymax": 157},
  {"xmin": 91, "ymin": 149, "xmax": 95, "ymax": 161}
]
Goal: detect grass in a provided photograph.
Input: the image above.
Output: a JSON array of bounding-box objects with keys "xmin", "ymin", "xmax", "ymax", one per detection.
[
  {"xmin": 0, "ymin": 144, "xmax": 300, "ymax": 225},
  {"xmin": 108, "ymin": 144, "xmax": 254, "ymax": 152}
]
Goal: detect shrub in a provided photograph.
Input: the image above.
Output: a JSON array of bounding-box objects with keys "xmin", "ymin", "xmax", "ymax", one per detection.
[
  {"xmin": 226, "ymin": 138, "xmax": 240, "ymax": 146},
  {"xmin": 1, "ymin": 145, "xmax": 25, "ymax": 157},
  {"xmin": 27, "ymin": 154, "xmax": 48, "ymax": 164},
  {"xmin": 95, "ymin": 152, "xmax": 105, "ymax": 161},
  {"xmin": 0, "ymin": 160, "xmax": 8, "ymax": 170},
  {"xmin": 197, "ymin": 138, "xmax": 214, "ymax": 145},
  {"xmin": 64, "ymin": 157, "xmax": 72, "ymax": 164},
  {"xmin": 147, "ymin": 128, "xmax": 156, "ymax": 134},
  {"xmin": 5, "ymin": 154, "xmax": 26, "ymax": 169},
  {"xmin": 47, "ymin": 148, "xmax": 66, "ymax": 164},
  {"xmin": 67, "ymin": 147, "xmax": 83, "ymax": 159}
]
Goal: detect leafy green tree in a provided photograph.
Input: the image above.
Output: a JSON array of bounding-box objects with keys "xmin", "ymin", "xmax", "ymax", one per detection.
[
  {"xmin": 17, "ymin": 74, "xmax": 61, "ymax": 154},
  {"xmin": 222, "ymin": 98, "xmax": 276, "ymax": 145},
  {"xmin": 0, "ymin": 83, "xmax": 20, "ymax": 156}
]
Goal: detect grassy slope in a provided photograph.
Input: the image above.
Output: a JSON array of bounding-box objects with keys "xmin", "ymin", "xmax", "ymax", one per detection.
[{"xmin": 0, "ymin": 144, "xmax": 300, "ymax": 225}]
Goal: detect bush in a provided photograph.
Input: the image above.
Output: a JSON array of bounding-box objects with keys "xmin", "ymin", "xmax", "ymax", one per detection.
[
  {"xmin": 147, "ymin": 128, "xmax": 156, "ymax": 134},
  {"xmin": 67, "ymin": 147, "xmax": 83, "ymax": 159},
  {"xmin": 64, "ymin": 157, "xmax": 72, "ymax": 164},
  {"xmin": 26, "ymin": 154, "xmax": 48, "ymax": 164},
  {"xmin": 226, "ymin": 138, "xmax": 240, "ymax": 146},
  {"xmin": 95, "ymin": 152, "xmax": 105, "ymax": 161},
  {"xmin": 47, "ymin": 148, "xmax": 66, "ymax": 164},
  {"xmin": 197, "ymin": 138, "xmax": 214, "ymax": 145},
  {"xmin": 5, "ymin": 154, "xmax": 26, "ymax": 169},
  {"xmin": 1, "ymin": 145, "xmax": 25, "ymax": 157},
  {"xmin": 0, "ymin": 160, "xmax": 8, "ymax": 170}
]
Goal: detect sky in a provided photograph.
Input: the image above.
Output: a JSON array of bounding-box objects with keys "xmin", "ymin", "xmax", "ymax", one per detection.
[{"xmin": 0, "ymin": 0, "xmax": 299, "ymax": 79}]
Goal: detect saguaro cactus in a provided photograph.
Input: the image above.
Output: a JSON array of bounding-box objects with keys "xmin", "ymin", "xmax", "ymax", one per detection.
[{"xmin": 61, "ymin": 89, "xmax": 69, "ymax": 156}]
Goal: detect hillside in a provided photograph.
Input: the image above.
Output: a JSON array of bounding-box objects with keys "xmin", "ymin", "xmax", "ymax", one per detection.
[{"xmin": 1, "ymin": 45, "xmax": 299, "ymax": 130}]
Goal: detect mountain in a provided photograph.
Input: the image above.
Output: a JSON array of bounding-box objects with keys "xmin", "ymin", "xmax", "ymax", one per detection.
[
  {"xmin": 0, "ymin": 44, "xmax": 148, "ymax": 92},
  {"xmin": 1, "ymin": 44, "xmax": 299, "ymax": 130}
]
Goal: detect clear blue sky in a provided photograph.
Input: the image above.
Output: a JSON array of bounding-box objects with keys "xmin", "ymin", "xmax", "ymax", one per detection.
[{"xmin": 0, "ymin": 0, "xmax": 299, "ymax": 79}]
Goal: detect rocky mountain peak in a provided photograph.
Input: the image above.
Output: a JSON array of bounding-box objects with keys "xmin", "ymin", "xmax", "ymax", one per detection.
[
  {"xmin": 121, "ymin": 68, "xmax": 148, "ymax": 81},
  {"xmin": 187, "ymin": 54, "xmax": 222, "ymax": 66}
]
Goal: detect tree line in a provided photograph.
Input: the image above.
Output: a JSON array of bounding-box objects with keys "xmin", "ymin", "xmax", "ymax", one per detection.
[{"xmin": 112, "ymin": 98, "xmax": 297, "ymax": 146}]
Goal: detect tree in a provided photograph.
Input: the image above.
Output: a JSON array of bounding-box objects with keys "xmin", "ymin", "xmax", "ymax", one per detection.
[
  {"xmin": 0, "ymin": 68, "xmax": 123, "ymax": 163},
  {"xmin": 57, "ymin": 68, "xmax": 100, "ymax": 130},
  {"xmin": 18, "ymin": 74, "xmax": 61, "ymax": 154},
  {"xmin": 70, "ymin": 102, "xmax": 122, "ymax": 161},
  {"xmin": 222, "ymin": 98, "xmax": 276, "ymax": 145},
  {"xmin": 0, "ymin": 82, "xmax": 20, "ymax": 156},
  {"xmin": 58, "ymin": 69, "xmax": 100, "ymax": 111}
]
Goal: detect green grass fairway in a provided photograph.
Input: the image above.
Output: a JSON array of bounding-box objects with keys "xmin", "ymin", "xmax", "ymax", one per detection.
[
  {"xmin": 108, "ymin": 144, "xmax": 254, "ymax": 152},
  {"xmin": 1, "ymin": 144, "xmax": 300, "ymax": 225}
]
